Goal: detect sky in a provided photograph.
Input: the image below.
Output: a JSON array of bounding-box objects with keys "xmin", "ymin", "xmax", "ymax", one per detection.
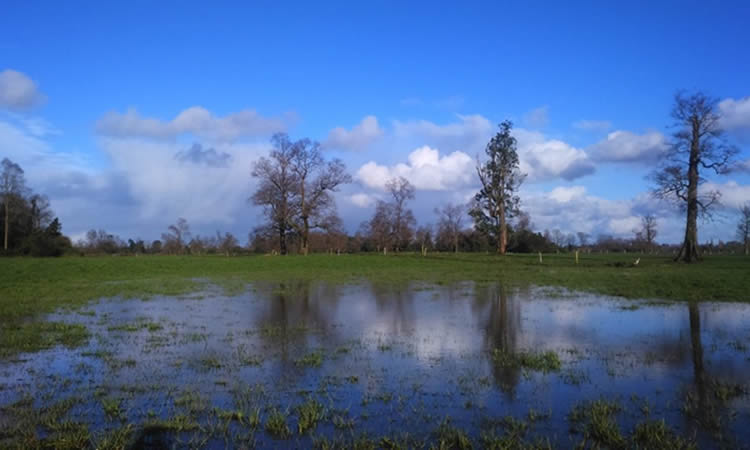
[{"xmin": 1, "ymin": 1, "xmax": 749, "ymax": 245}]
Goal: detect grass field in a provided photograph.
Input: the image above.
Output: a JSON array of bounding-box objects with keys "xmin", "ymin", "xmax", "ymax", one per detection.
[
  {"xmin": 1, "ymin": 252, "xmax": 749, "ymax": 448},
  {"xmin": 1, "ymin": 252, "xmax": 748, "ymax": 318},
  {"xmin": 0, "ymin": 252, "xmax": 748, "ymax": 356}
]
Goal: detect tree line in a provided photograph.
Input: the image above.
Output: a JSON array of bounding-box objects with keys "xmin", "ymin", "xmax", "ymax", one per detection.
[
  {"xmin": 250, "ymin": 91, "xmax": 746, "ymax": 262},
  {"xmin": 0, "ymin": 158, "xmax": 71, "ymax": 256},
  {"xmin": 2, "ymin": 90, "xmax": 747, "ymax": 260}
]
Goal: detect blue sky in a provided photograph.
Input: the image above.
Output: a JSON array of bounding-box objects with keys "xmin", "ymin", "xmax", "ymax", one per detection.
[{"xmin": 1, "ymin": 1, "xmax": 749, "ymax": 244}]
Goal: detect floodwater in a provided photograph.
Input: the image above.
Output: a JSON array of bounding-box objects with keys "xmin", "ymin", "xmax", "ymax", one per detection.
[{"xmin": 1, "ymin": 281, "xmax": 749, "ymax": 448}]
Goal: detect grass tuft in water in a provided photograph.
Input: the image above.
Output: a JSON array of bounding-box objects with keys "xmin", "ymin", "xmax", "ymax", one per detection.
[
  {"xmin": 491, "ymin": 349, "xmax": 562, "ymax": 373},
  {"xmin": 296, "ymin": 398, "xmax": 325, "ymax": 434},
  {"xmin": 265, "ymin": 408, "xmax": 291, "ymax": 438}
]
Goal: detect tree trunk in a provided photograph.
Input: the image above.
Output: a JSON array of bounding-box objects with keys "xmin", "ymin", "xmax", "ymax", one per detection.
[
  {"xmin": 745, "ymin": 239, "xmax": 749, "ymax": 256},
  {"xmin": 279, "ymin": 227, "xmax": 287, "ymax": 255},
  {"xmin": 676, "ymin": 124, "xmax": 701, "ymax": 263},
  {"xmin": 497, "ymin": 206, "xmax": 507, "ymax": 254},
  {"xmin": 3, "ymin": 199, "xmax": 7, "ymax": 251},
  {"xmin": 301, "ymin": 217, "xmax": 310, "ymax": 256},
  {"xmin": 454, "ymin": 233, "xmax": 458, "ymax": 253}
]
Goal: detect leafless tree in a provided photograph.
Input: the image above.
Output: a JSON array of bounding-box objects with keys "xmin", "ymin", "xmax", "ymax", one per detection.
[
  {"xmin": 251, "ymin": 133, "xmax": 299, "ymax": 255},
  {"xmin": 576, "ymin": 232, "xmax": 590, "ymax": 247},
  {"xmin": 289, "ymin": 138, "xmax": 351, "ymax": 255},
  {"xmin": 738, "ymin": 203, "xmax": 750, "ymax": 256},
  {"xmin": 1, "ymin": 158, "xmax": 26, "ymax": 251},
  {"xmin": 635, "ymin": 214, "xmax": 658, "ymax": 252},
  {"xmin": 367, "ymin": 203, "xmax": 392, "ymax": 254},
  {"xmin": 516, "ymin": 210, "xmax": 532, "ymax": 232},
  {"xmin": 217, "ymin": 231, "xmax": 239, "ymax": 256},
  {"xmin": 550, "ymin": 229, "xmax": 566, "ymax": 248},
  {"xmin": 162, "ymin": 218, "xmax": 191, "ymax": 254},
  {"xmin": 470, "ymin": 121, "xmax": 525, "ymax": 254},
  {"xmin": 415, "ymin": 225, "xmax": 432, "ymax": 256},
  {"xmin": 385, "ymin": 177, "xmax": 416, "ymax": 251},
  {"xmin": 435, "ymin": 203, "xmax": 464, "ymax": 253},
  {"xmin": 28, "ymin": 194, "xmax": 53, "ymax": 232},
  {"xmin": 651, "ymin": 91, "xmax": 738, "ymax": 262}
]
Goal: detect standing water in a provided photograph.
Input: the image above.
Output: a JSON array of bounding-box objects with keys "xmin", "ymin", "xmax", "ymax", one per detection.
[{"xmin": 1, "ymin": 281, "xmax": 748, "ymax": 448}]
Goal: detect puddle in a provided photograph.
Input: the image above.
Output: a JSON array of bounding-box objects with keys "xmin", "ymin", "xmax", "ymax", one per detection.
[{"xmin": 1, "ymin": 281, "xmax": 749, "ymax": 447}]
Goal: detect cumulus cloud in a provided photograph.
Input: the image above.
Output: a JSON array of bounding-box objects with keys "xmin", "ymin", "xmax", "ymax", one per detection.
[
  {"xmin": 356, "ymin": 146, "xmax": 474, "ymax": 191},
  {"xmin": 393, "ymin": 114, "xmax": 494, "ymax": 152},
  {"xmin": 323, "ymin": 115, "xmax": 383, "ymax": 151},
  {"xmin": 573, "ymin": 119, "xmax": 612, "ymax": 132},
  {"xmin": 521, "ymin": 185, "xmax": 673, "ymax": 240},
  {"xmin": 702, "ymin": 180, "xmax": 750, "ymax": 209},
  {"xmin": 95, "ymin": 106, "xmax": 290, "ymax": 141},
  {"xmin": 587, "ymin": 130, "xmax": 668, "ymax": 163},
  {"xmin": 175, "ymin": 143, "xmax": 232, "ymax": 167},
  {"xmin": 719, "ymin": 96, "xmax": 750, "ymax": 131},
  {"xmin": 0, "ymin": 69, "xmax": 45, "ymax": 110},
  {"xmin": 523, "ymin": 106, "xmax": 549, "ymax": 128},
  {"xmin": 99, "ymin": 137, "xmax": 266, "ymax": 225},
  {"xmin": 514, "ymin": 129, "xmax": 595, "ymax": 181},
  {"xmin": 348, "ymin": 193, "xmax": 378, "ymax": 208}
]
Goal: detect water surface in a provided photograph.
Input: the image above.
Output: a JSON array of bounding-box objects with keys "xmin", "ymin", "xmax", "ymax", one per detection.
[{"xmin": 1, "ymin": 281, "xmax": 749, "ymax": 448}]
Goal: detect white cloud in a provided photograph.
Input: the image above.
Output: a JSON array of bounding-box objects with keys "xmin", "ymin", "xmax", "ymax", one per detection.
[
  {"xmin": 393, "ymin": 114, "xmax": 494, "ymax": 152},
  {"xmin": 523, "ymin": 106, "xmax": 549, "ymax": 128},
  {"xmin": 702, "ymin": 180, "xmax": 750, "ymax": 209},
  {"xmin": 0, "ymin": 70, "xmax": 44, "ymax": 110},
  {"xmin": 573, "ymin": 119, "xmax": 612, "ymax": 132},
  {"xmin": 348, "ymin": 193, "xmax": 377, "ymax": 208},
  {"xmin": 548, "ymin": 186, "xmax": 586, "ymax": 203},
  {"xmin": 514, "ymin": 129, "xmax": 595, "ymax": 181},
  {"xmin": 323, "ymin": 115, "xmax": 383, "ymax": 151},
  {"xmin": 719, "ymin": 96, "xmax": 750, "ymax": 131},
  {"xmin": 588, "ymin": 130, "xmax": 668, "ymax": 163},
  {"xmin": 607, "ymin": 216, "xmax": 642, "ymax": 235},
  {"xmin": 95, "ymin": 106, "xmax": 291, "ymax": 141},
  {"xmin": 521, "ymin": 186, "xmax": 674, "ymax": 240},
  {"xmin": 99, "ymin": 137, "xmax": 265, "ymax": 224},
  {"xmin": 356, "ymin": 146, "xmax": 474, "ymax": 191}
]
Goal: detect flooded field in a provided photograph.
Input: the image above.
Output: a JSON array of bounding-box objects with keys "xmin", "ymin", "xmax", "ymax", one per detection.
[{"xmin": 1, "ymin": 281, "xmax": 749, "ymax": 448}]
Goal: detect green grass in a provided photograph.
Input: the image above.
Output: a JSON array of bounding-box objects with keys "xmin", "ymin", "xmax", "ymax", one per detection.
[
  {"xmin": 492, "ymin": 349, "xmax": 562, "ymax": 373},
  {"xmin": 0, "ymin": 253, "xmax": 748, "ymax": 358}
]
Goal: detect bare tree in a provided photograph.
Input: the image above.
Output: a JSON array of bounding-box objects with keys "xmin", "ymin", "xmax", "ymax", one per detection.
[
  {"xmin": 162, "ymin": 218, "xmax": 191, "ymax": 254},
  {"xmin": 651, "ymin": 91, "xmax": 738, "ymax": 262},
  {"xmin": 415, "ymin": 225, "xmax": 432, "ymax": 256},
  {"xmin": 367, "ymin": 203, "xmax": 392, "ymax": 254},
  {"xmin": 28, "ymin": 194, "xmax": 53, "ymax": 232},
  {"xmin": 470, "ymin": 121, "xmax": 525, "ymax": 254},
  {"xmin": 435, "ymin": 203, "xmax": 464, "ymax": 253},
  {"xmin": 637, "ymin": 214, "xmax": 658, "ymax": 252},
  {"xmin": 1, "ymin": 158, "xmax": 26, "ymax": 251},
  {"xmin": 516, "ymin": 210, "xmax": 532, "ymax": 232},
  {"xmin": 289, "ymin": 139, "xmax": 351, "ymax": 255},
  {"xmin": 738, "ymin": 203, "xmax": 750, "ymax": 256},
  {"xmin": 385, "ymin": 177, "xmax": 416, "ymax": 251},
  {"xmin": 576, "ymin": 232, "xmax": 590, "ymax": 248},
  {"xmin": 217, "ymin": 231, "xmax": 239, "ymax": 256},
  {"xmin": 251, "ymin": 133, "xmax": 299, "ymax": 255}
]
